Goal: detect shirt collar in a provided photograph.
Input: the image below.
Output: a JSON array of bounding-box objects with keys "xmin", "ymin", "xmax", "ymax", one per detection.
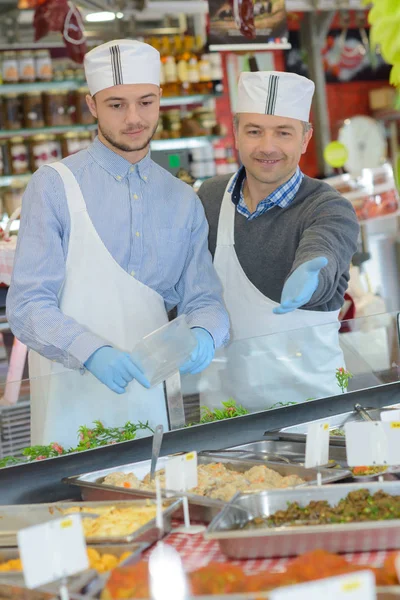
[
  {"xmin": 87, "ymin": 136, "xmax": 151, "ymax": 183},
  {"xmin": 229, "ymin": 165, "xmax": 303, "ymax": 208}
]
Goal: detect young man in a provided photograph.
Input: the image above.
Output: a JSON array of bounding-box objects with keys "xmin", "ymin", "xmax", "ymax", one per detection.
[
  {"xmin": 198, "ymin": 71, "xmax": 359, "ymax": 412},
  {"xmin": 7, "ymin": 40, "xmax": 229, "ymax": 446}
]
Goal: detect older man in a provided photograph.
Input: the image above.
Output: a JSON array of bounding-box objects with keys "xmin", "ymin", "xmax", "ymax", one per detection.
[{"xmin": 197, "ymin": 71, "xmax": 359, "ymax": 411}]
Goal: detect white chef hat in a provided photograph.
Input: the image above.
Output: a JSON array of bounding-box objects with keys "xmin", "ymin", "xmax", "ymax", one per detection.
[
  {"xmin": 237, "ymin": 71, "xmax": 315, "ymax": 122},
  {"xmin": 84, "ymin": 39, "xmax": 161, "ymax": 96}
]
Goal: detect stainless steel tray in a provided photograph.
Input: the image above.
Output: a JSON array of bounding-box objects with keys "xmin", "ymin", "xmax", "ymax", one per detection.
[
  {"xmin": 63, "ymin": 454, "xmax": 349, "ymax": 524},
  {"xmin": 0, "ymin": 500, "xmax": 181, "ymax": 547},
  {"xmin": 205, "ymin": 481, "xmax": 400, "ymax": 558},
  {"xmin": 214, "ymin": 440, "xmax": 348, "ymax": 467},
  {"xmin": 0, "ymin": 542, "xmax": 146, "ymax": 587},
  {"xmin": 0, "ymin": 562, "xmax": 97, "ymax": 596},
  {"xmin": 275, "ymin": 407, "xmax": 400, "ymax": 445}
]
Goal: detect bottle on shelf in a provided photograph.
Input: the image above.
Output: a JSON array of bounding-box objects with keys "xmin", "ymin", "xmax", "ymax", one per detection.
[
  {"xmin": 2, "ymin": 51, "xmax": 19, "ymax": 84},
  {"xmin": 210, "ymin": 53, "xmax": 224, "ymax": 95},
  {"xmin": 174, "ymin": 35, "xmax": 189, "ymax": 96},
  {"xmin": 34, "ymin": 50, "xmax": 53, "ymax": 82},
  {"xmin": 18, "ymin": 51, "xmax": 35, "ymax": 83},
  {"xmin": 185, "ymin": 36, "xmax": 200, "ymax": 95},
  {"xmin": 197, "ymin": 53, "xmax": 213, "ymax": 96},
  {"xmin": 162, "ymin": 37, "xmax": 180, "ymax": 97}
]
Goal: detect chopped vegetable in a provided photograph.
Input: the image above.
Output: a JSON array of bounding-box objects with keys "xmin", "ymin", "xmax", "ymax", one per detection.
[
  {"xmin": 240, "ymin": 489, "xmax": 400, "ymax": 528},
  {"xmin": 351, "ymin": 465, "xmax": 387, "ymax": 477}
]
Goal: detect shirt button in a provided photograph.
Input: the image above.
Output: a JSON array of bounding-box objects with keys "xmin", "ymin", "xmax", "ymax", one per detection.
[
  {"xmin": 116, "ymin": 175, "xmax": 122, "ymax": 181},
  {"xmin": 133, "ymin": 194, "xmax": 138, "ymax": 200},
  {"xmin": 129, "ymin": 166, "xmax": 134, "ymax": 173},
  {"xmin": 135, "ymin": 231, "xmax": 140, "ymax": 237},
  {"xmin": 143, "ymin": 175, "xmax": 147, "ymax": 181},
  {"xmin": 130, "ymin": 270, "xmax": 135, "ymax": 277}
]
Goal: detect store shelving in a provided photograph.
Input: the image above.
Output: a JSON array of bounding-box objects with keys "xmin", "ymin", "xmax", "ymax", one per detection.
[
  {"xmin": 151, "ymin": 135, "xmax": 222, "ymax": 150},
  {"xmin": 0, "ymin": 80, "xmax": 222, "ymax": 106},
  {"xmin": 0, "ymin": 173, "xmax": 31, "ymax": 188},
  {"xmin": 0, "ymin": 80, "xmax": 86, "ymax": 94},
  {"xmin": 0, "ymin": 136, "xmax": 223, "ymax": 187},
  {"xmin": 0, "ymin": 123, "xmax": 98, "ymax": 139}
]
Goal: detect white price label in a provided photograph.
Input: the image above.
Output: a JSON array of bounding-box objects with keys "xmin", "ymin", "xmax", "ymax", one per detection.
[
  {"xmin": 269, "ymin": 571, "xmax": 376, "ymax": 600},
  {"xmin": 18, "ymin": 514, "xmax": 88, "ymax": 589},
  {"xmin": 305, "ymin": 421, "xmax": 330, "ymax": 468},
  {"xmin": 165, "ymin": 451, "xmax": 198, "ymax": 492},
  {"xmin": 345, "ymin": 421, "xmax": 400, "ymax": 466},
  {"xmin": 381, "ymin": 410, "xmax": 400, "ymax": 423}
]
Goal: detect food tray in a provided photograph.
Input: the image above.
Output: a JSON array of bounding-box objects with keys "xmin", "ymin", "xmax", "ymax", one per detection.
[
  {"xmin": 215, "ymin": 440, "xmax": 348, "ymax": 467},
  {"xmin": 276, "ymin": 407, "xmax": 400, "ymax": 445},
  {"xmin": 0, "ymin": 500, "xmax": 181, "ymax": 547},
  {"xmin": 0, "ymin": 542, "xmax": 147, "ymax": 590},
  {"xmin": 205, "ymin": 482, "xmax": 400, "ymax": 559},
  {"xmin": 63, "ymin": 455, "xmax": 349, "ymax": 524}
]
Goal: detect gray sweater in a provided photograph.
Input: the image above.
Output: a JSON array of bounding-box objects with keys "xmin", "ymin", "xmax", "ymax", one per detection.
[{"xmin": 198, "ymin": 173, "xmax": 360, "ymax": 312}]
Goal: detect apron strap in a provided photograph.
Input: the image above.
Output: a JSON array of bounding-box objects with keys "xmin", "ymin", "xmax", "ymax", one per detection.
[
  {"xmin": 47, "ymin": 162, "xmax": 87, "ymax": 214},
  {"xmin": 216, "ymin": 173, "xmax": 237, "ymax": 247}
]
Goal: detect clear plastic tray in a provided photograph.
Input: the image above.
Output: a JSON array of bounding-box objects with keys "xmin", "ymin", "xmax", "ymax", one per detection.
[{"xmin": 131, "ymin": 315, "xmax": 197, "ymax": 387}]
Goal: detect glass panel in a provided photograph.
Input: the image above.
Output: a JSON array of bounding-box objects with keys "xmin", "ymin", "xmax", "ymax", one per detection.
[{"xmin": 180, "ymin": 311, "xmax": 400, "ymax": 425}]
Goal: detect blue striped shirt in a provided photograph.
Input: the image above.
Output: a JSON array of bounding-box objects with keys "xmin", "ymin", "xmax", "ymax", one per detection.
[
  {"xmin": 7, "ymin": 137, "xmax": 229, "ymax": 369},
  {"xmin": 229, "ymin": 166, "xmax": 304, "ymax": 220}
]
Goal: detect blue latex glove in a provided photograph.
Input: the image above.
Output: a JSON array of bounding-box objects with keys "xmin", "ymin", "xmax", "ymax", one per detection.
[
  {"xmin": 179, "ymin": 327, "xmax": 215, "ymax": 375},
  {"xmin": 273, "ymin": 257, "xmax": 328, "ymax": 315},
  {"xmin": 84, "ymin": 346, "xmax": 150, "ymax": 394}
]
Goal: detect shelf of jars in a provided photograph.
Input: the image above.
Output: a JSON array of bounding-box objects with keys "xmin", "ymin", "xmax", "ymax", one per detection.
[
  {"xmin": 0, "ymin": 78, "xmax": 223, "ymax": 106},
  {"xmin": 0, "ymin": 123, "xmax": 98, "ymax": 140}
]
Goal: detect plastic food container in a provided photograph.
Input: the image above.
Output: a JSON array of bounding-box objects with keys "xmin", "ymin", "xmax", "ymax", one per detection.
[{"xmin": 130, "ymin": 315, "xmax": 197, "ymax": 387}]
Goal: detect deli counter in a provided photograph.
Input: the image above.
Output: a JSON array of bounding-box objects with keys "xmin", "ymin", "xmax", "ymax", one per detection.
[{"xmin": 0, "ymin": 310, "xmax": 399, "ymax": 505}]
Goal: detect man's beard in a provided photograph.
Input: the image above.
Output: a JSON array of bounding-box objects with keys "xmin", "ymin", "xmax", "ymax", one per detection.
[{"xmin": 98, "ymin": 121, "xmax": 158, "ymax": 153}]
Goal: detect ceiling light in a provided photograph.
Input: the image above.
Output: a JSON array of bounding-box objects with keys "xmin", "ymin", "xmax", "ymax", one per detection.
[
  {"xmin": 116, "ymin": 12, "xmax": 124, "ymax": 18},
  {"xmin": 85, "ymin": 11, "xmax": 116, "ymax": 22}
]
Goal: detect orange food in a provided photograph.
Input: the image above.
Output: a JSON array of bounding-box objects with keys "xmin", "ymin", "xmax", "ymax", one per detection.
[
  {"xmin": 104, "ymin": 562, "xmax": 149, "ymax": 599},
  {"xmin": 190, "ymin": 564, "xmax": 246, "ymax": 594},
  {"xmin": 123, "ymin": 482, "xmax": 131, "ymax": 488},
  {"xmin": 102, "ymin": 550, "xmax": 400, "ymax": 598}
]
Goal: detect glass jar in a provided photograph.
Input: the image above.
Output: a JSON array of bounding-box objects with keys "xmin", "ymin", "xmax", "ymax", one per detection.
[
  {"xmin": 61, "ymin": 131, "xmax": 81, "ymax": 157},
  {"xmin": 162, "ymin": 109, "xmax": 181, "ymax": 139},
  {"xmin": 0, "ymin": 97, "xmax": 5, "ymax": 130},
  {"xmin": 3, "ymin": 94, "xmax": 23, "ymax": 130},
  {"xmin": 30, "ymin": 134, "xmax": 51, "ymax": 171},
  {"xmin": 43, "ymin": 90, "xmax": 70, "ymax": 126},
  {"xmin": 47, "ymin": 134, "xmax": 62, "ymax": 163},
  {"xmin": 2, "ymin": 51, "xmax": 18, "ymax": 83},
  {"xmin": 75, "ymin": 87, "xmax": 95, "ymax": 125},
  {"xmin": 78, "ymin": 131, "xmax": 92, "ymax": 151},
  {"xmin": 63, "ymin": 68, "xmax": 75, "ymax": 81},
  {"xmin": 3, "ymin": 181, "xmax": 26, "ymax": 217},
  {"xmin": 0, "ymin": 140, "xmax": 9, "ymax": 176},
  {"xmin": 9, "ymin": 136, "xmax": 30, "ymax": 175},
  {"xmin": 23, "ymin": 92, "xmax": 45, "ymax": 129},
  {"xmin": 34, "ymin": 49, "xmax": 53, "ymax": 82},
  {"xmin": 18, "ymin": 51, "xmax": 35, "ymax": 83}
]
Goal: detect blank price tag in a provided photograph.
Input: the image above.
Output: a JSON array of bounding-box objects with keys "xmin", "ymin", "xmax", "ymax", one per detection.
[
  {"xmin": 269, "ymin": 570, "xmax": 376, "ymax": 600},
  {"xmin": 305, "ymin": 422, "xmax": 330, "ymax": 468},
  {"xmin": 381, "ymin": 410, "xmax": 400, "ymax": 423},
  {"xmin": 345, "ymin": 421, "xmax": 400, "ymax": 466},
  {"xmin": 18, "ymin": 514, "xmax": 88, "ymax": 589},
  {"xmin": 165, "ymin": 451, "xmax": 198, "ymax": 492}
]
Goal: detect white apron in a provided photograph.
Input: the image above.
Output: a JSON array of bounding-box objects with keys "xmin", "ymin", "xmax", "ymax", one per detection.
[
  {"xmin": 29, "ymin": 162, "xmax": 169, "ymax": 448},
  {"xmin": 200, "ymin": 175, "xmax": 345, "ymax": 412}
]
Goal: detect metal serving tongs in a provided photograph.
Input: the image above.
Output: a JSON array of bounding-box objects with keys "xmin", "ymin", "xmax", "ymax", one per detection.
[{"xmin": 150, "ymin": 424, "xmax": 164, "ymax": 482}]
